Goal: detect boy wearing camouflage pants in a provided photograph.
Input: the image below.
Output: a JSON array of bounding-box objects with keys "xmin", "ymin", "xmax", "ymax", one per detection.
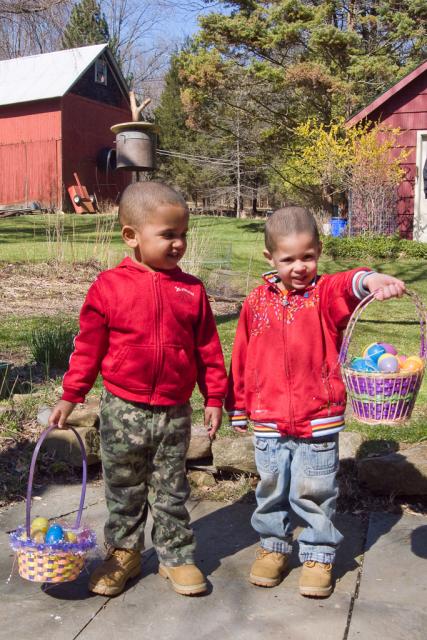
[{"xmin": 49, "ymin": 182, "xmax": 227, "ymax": 596}]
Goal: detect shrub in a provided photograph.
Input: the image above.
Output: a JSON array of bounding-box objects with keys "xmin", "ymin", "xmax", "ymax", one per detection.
[
  {"xmin": 30, "ymin": 323, "xmax": 77, "ymax": 372},
  {"xmin": 321, "ymin": 235, "xmax": 427, "ymax": 260}
]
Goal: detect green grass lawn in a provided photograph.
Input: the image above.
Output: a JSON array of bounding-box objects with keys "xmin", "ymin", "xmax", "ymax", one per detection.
[{"xmin": 1, "ymin": 213, "xmax": 427, "ymax": 445}]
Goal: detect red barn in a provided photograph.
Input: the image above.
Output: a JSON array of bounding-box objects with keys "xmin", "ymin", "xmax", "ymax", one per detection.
[
  {"xmin": 347, "ymin": 61, "xmax": 427, "ymax": 240},
  {"xmin": 0, "ymin": 44, "xmax": 131, "ymax": 211}
]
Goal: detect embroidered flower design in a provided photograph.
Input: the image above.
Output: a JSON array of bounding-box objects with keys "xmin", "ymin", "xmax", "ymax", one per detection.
[{"xmin": 248, "ymin": 282, "xmax": 320, "ymax": 335}]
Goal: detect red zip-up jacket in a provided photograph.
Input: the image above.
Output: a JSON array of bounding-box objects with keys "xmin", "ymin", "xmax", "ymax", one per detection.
[
  {"xmin": 62, "ymin": 257, "xmax": 227, "ymax": 407},
  {"xmin": 226, "ymin": 268, "xmax": 371, "ymax": 438}
]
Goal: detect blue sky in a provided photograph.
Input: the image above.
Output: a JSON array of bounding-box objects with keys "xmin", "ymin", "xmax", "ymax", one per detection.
[{"xmin": 155, "ymin": 2, "xmax": 224, "ymax": 44}]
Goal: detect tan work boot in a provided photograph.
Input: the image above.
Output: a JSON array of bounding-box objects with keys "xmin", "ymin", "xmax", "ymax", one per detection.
[
  {"xmin": 299, "ymin": 561, "xmax": 333, "ymax": 597},
  {"xmin": 88, "ymin": 547, "xmax": 141, "ymax": 596},
  {"xmin": 249, "ymin": 547, "xmax": 289, "ymax": 587},
  {"xmin": 158, "ymin": 563, "xmax": 207, "ymax": 595}
]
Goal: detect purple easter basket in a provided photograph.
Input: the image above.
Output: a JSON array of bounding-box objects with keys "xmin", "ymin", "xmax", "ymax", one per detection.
[
  {"xmin": 9, "ymin": 425, "xmax": 96, "ymax": 583},
  {"xmin": 339, "ymin": 290, "xmax": 427, "ymax": 425}
]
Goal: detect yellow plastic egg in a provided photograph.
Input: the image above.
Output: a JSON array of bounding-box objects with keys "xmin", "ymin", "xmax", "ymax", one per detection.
[
  {"xmin": 66, "ymin": 531, "xmax": 78, "ymax": 543},
  {"xmin": 31, "ymin": 530, "xmax": 45, "ymax": 544},
  {"xmin": 401, "ymin": 356, "xmax": 424, "ymax": 372},
  {"xmin": 30, "ymin": 517, "xmax": 49, "ymax": 534}
]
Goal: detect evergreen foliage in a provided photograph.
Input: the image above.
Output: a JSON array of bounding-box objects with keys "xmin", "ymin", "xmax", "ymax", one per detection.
[
  {"xmin": 155, "ymin": 54, "xmax": 232, "ymax": 204},
  {"xmin": 174, "ymin": 1, "xmax": 427, "ymax": 207},
  {"xmin": 62, "ymin": 0, "xmax": 109, "ymax": 49}
]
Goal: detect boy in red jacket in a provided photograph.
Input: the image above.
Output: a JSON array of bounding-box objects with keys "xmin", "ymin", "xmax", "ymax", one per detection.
[
  {"xmin": 226, "ymin": 206, "xmax": 405, "ymax": 597},
  {"xmin": 49, "ymin": 182, "xmax": 227, "ymax": 597}
]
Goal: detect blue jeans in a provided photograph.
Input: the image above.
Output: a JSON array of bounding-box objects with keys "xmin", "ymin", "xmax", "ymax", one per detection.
[{"xmin": 252, "ymin": 435, "xmax": 343, "ymax": 564}]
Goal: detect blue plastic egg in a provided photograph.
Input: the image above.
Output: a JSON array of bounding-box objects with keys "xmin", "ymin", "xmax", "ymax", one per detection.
[
  {"xmin": 363, "ymin": 343, "xmax": 386, "ymax": 364},
  {"xmin": 350, "ymin": 357, "xmax": 378, "ymax": 372},
  {"xmin": 45, "ymin": 524, "xmax": 64, "ymax": 544}
]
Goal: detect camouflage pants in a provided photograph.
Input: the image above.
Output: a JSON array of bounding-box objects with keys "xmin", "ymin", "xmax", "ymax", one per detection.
[{"xmin": 99, "ymin": 390, "xmax": 195, "ymax": 565}]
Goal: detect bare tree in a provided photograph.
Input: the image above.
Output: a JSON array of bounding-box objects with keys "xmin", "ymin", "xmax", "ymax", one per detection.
[
  {"xmin": 0, "ymin": 0, "xmax": 66, "ymax": 13},
  {"xmin": 0, "ymin": 0, "xmax": 70, "ymax": 57}
]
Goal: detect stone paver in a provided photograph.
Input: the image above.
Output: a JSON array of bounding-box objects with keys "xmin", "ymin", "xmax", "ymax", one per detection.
[
  {"xmin": 1, "ymin": 484, "xmax": 426, "ymax": 640},
  {"xmin": 347, "ymin": 512, "xmax": 427, "ymax": 639}
]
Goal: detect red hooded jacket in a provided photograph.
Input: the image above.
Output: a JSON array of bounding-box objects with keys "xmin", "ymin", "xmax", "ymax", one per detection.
[
  {"xmin": 226, "ymin": 268, "xmax": 371, "ymax": 438},
  {"xmin": 62, "ymin": 257, "xmax": 227, "ymax": 407}
]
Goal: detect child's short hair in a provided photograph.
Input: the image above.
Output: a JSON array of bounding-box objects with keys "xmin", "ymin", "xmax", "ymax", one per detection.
[
  {"xmin": 265, "ymin": 206, "xmax": 320, "ymax": 252},
  {"xmin": 119, "ymin": 181, "xmax": 188, "ymax": 227}
]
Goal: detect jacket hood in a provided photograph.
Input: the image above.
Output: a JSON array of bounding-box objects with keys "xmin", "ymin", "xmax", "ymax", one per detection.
[
  {"xmin": 116, "ymin": 256, "xmax": 182, "ymax": 277},
  {"xmin": 262, "ymin": 270, "xmax": 319, "ymax": 295}
]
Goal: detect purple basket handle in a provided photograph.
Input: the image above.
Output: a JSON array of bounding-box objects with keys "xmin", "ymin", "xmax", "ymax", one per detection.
[
  {"xmin": 339, "ymin": 289, "xmax": 427, "ymax": 366},
  {"xmin": 25, "ymin": 424, "xmax": 87, "ymax": 539}
]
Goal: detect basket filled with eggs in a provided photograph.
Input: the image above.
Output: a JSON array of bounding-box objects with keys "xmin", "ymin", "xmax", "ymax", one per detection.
[
  {"xmin": 339, "ymin": 290, "xmax": 426, "ymax": 425},
  {"xmin": 9, "ymin": 425, "xmax": 96, "ymax": 583}
]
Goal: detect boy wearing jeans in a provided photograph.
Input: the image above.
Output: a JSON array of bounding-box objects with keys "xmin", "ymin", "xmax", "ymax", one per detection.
[
  {"xmin": 49, "ymin": 182, "xmax": 227, "ymax": 596},
  {"xmin": 226, "ymin": 207, "xmax": 405, "ymax": 597}
]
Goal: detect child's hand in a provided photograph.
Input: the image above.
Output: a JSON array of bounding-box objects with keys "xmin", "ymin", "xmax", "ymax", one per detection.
[
  {"xmin": 234, "ymin": 426, "xmax": 248, "ymax": 434},
  {"xmin": 48, "ymin": 400, "xmax": 76, "ymax": 429},
  {"xmin": 363, "ymin": 273, "xmax": 406, "ymax": 301},
  {"xmin": 204, "ymin": 406, "xmax": 222, "ymax": 440}
]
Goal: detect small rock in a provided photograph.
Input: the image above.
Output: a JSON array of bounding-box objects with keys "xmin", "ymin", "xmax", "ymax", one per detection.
[
  {"xmin": 212, "ymin": 435, "xmax": 257, "ymax": 475},
  {"xmin": 188, "ymin": 470, "xmax": 216, "ymax": 488},
  {"xmin": 66, "ymin": 407, "xmax": 99, "ymax": 429},
  {"xmin": 43, "ymin": 425, "xmax": 100, "ymax": 467},
  {"xmin": 187, "ymin": 425, "xmax": 212, "ymax": 460},
  {"xmin": 339, "ymin": 431, "xmax": 364, "ymax": 460},
  {"xmin": 357, "ymin": 443, "xmax": 427, "ymax": 495},
  {"xmin": 37, "ymin": 403, "xmax": 99, "ymax": 429}
]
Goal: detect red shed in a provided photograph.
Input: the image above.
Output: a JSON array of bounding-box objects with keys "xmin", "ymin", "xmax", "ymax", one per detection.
[
  {"xmin": 347, "ymin": 61, "xmax": 427, "ymax": 240},
  {"xmin": 0, "ymin": 44, "xmax": 132, "ymax": 211}
]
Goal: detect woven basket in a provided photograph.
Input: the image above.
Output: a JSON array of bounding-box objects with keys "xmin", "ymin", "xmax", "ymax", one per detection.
[
  {"xmin": 10, "ymin": 424, "xmax": 95, "ymax": 583},
  {"xmin": 339, "ymin": 290, "xmax": 427, "ymax": 425}
]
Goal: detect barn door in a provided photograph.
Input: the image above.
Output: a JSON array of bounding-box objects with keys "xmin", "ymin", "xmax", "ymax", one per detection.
[{"xmin": 414, "ymin": 131, "xmax": 427, "ymax": 242}]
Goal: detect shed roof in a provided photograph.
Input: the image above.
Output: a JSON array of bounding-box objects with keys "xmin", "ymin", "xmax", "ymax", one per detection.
[
  {"xmin": 0, "ymin": 44, "xmax": 129, "ymax": 107},
  {"xmin": 346, "ymin": 60, "xmax": 427, "ymax": 127}
]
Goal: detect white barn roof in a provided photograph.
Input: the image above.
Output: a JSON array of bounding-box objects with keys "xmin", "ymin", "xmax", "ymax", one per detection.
[{"xmin": 0, "ymin": 44, "xmax": 127, "ymax": 107}]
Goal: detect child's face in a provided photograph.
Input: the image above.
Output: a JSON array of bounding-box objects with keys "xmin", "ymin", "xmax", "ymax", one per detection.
[
  {"xmin": 264, "ymin": 232, "xmax": 322, "ymax": 291},
  {"xmin": 122, "ymin": 204, "xmax": 189, "ymax": 270}
]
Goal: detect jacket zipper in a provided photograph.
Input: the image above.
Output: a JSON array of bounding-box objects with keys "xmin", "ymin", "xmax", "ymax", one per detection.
[
  {"xmin": 282, "ymin": 293, "xmax": 295, "ymax": 434},
  {"xmin": 151, "ymin": 272, "xmax": 162, "ymax": 402}
]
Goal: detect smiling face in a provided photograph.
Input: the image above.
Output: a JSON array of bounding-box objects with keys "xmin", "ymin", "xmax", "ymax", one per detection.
[
  {"xmin": 264, "ymin": 232, "xmax": 322, "ymax": 291},
  {"xmin": 122, "ymin": 204, "xmax": 189, "ymax": 271}
]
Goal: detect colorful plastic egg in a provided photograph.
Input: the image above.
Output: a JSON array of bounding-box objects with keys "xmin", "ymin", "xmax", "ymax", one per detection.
[
  {"xmin": 378, "ymin": 353, "xmax": 399, "ymax": 373},
  {"xmin": 45, "ymin": 524, "xmax": 64, "ymax": 544},
  {"xmin": 400, "ymin": 356, "xmax": 424, "ymax": 373},
  {"xmin": 397, "ymin": 354, "xmax": 407, "ymax": 367},
  {"xmin": 65, "ymin": 530, "xmax": 78, "ymax": 543},
  {"xmin": 31, "ymin": 530, "xmax": 45, "ymax": 544},
  {"xmin": 350, "ymin": 357, "xmax": 378, "ymax": 372},
  {"xmin": 363, "ymin": 343, "xmax": 386, "ymax": 364},
  {"xmin": 379, "ymin": 342, "xmax": 398, "ymax": 355},
  {"xmin": 30, "ymin": 516, "xmax": 49, "ymax": 535}
]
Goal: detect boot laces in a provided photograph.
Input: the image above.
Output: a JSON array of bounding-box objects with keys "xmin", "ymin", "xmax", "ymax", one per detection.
[
  {"xmin": 256, "ymin": 548, "xmax": 285, "ymax": 560},
  {"xmin": 304, "ymin": 560, "xmax": 332, "ymax": 571},
  {"xmin": 105, "ymin": 546, "xmax": 134, "ymax": 562}
]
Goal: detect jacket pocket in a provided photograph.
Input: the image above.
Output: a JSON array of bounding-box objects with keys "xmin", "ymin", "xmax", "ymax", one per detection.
[
  {"xmin": 303, "ymin": 438, "xmax": 338, "ymax": 477},
  {"xmin": 104, "ymin": 345, "xmax": 155, "ymax": 392},
  {"xmin": 157, "ymin": 345, "xmax": 197, "ymax": 392}
]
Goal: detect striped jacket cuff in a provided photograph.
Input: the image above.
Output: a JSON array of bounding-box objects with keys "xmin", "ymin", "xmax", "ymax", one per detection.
[
  {"xmin": 352, "ymin": 271, "xmax": 375, "ymax": 300},
  {"xmin": 228, "ymin": 411, "xmax": 248, "ymax": 430}
]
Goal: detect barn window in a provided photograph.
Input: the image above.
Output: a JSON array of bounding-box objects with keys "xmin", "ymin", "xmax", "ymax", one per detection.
[{"xmin": 95, "ymin": 59, "xmax": 107, "ymax": 85}]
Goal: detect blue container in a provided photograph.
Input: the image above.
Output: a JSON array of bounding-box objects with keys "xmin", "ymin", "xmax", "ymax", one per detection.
[{"xmin": 330, "ymin": 217, "xmax": 347, "ymax": 237}]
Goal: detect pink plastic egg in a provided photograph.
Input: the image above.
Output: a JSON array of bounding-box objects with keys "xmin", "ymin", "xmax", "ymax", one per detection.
[{"xmin": 379, "ymin": 342, "xmax": 398, "ymax": 356}]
